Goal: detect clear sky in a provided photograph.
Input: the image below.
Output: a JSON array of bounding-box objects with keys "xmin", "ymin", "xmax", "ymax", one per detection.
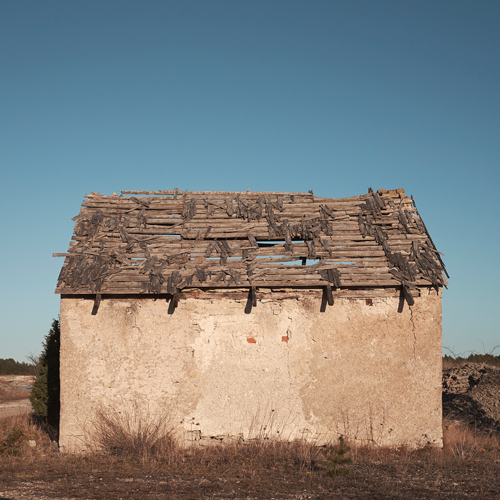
[{"xmin": 1, "ymin": 1, "xmax": 499, "ymax": 362}]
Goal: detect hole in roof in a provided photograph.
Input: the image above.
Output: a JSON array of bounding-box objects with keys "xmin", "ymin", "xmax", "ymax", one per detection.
[
  {"xmin": 286, "ymin": 258, "xmax": 320, "ymax": 266},
  {"xmin": 256, "ymin": 240, "xmax": 287, "ymax": 248}
]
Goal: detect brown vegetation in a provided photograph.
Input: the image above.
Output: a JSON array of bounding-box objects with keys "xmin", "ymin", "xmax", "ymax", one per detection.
[
  {"xmin": 0, "ymin": 376, "xmax": 33, "ymax": 403},
  {"xmin": 0, "ymin": 411, "xmax": 499, "ymax": 499},
  {"xmin": 1, "ymin": 358, "xmax": 499, "ymax": 498},
  {"xmin": 443, "ymin": 418, "xmax": 499, "ymax": 460},
  {"xmin": 90, "ymin": 407, "xmax": 178, "ymax": 465}
]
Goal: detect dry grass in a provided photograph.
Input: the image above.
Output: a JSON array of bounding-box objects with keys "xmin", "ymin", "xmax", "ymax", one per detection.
[
  {"xmin": 87, "ymin": 405, "xmax": 331, "ymax": 474},
  {"xmin": 0, "ymin": 414, "xmax": 53, "ymax": 459},
  {"xmin": 443, "ymin": 417, "xmax": 500, "ymax": 460},
  {"xmin": 90, "ymin": 407, "xmax": 177, "ymax": 464},
  {"xmin": 0, "ymin": 380, "xmax": 30, "ymax": 403},
  {"xmin": 351, "ymin": 418, "xmax": 500, "ymax": 465},
  {"xmin": 183, "ymin": 437, "xmax": 327, "ymax": 476},
  {"xmin": 89, "ymin": 407, "xmax": 327, "ymax": 474},
  {"xmin": 1, "ymin": 413, "xmax": 500, "ymax": 499},
  {"xmin": 2, "ymin": 411, "xmax": 498, "ymax": 469},
  {"xmin": 443, "ymin": 358, "xmax": 459, "ymax": 370}
]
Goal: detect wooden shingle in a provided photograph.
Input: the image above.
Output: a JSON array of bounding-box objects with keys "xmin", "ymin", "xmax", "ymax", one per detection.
[{"xmin": 54, "ymin": 188, "xmax": 447, "ymax": 298}]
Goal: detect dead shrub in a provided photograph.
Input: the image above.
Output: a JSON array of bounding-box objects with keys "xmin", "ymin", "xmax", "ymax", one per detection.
[
  {"xmin": 442, "ymin": 417, "xmax": 499, "ymax": 461},
  {"xmin": 0, "ymin": 428, "xmax": 23, "ymax": 455},
  {"xmin": 91, "ymin": 407, "xmax": 177, "ymax": 464},
  {"xmin": 0, "ymin": 414, "xmax": 53, "ymax": 459},
  {"xmin": 289, "ymin": 439, "xmax": 325, "ymax": 472}
]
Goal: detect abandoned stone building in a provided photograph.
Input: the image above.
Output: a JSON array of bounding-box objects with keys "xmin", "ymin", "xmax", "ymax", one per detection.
[{"xmin": 54, "ymin": 188, "xmax": 447, "ymax": 451}]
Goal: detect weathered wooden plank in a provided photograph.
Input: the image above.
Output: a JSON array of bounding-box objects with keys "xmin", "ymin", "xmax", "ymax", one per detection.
[
  {"xmin": 120, "ymin": 190, "xmax": 313, "ymax": 197},
  {"xmin": 76, "ymin": 269, "xmax": 431, "ymax": 287},
  {"xmin": 58, "ymin": 287, "xmax": 418, "ymax": 299},
  {"xmin": 93, "ymin": 266, "xmax": 394, "ymax": 284},
  {"xmin": 83, "ymin": 192, "xmax": 409, "ymax": 208},
  {"xmin": 57, "ymin": 190, "xmax": 443, "ymax": 296}
]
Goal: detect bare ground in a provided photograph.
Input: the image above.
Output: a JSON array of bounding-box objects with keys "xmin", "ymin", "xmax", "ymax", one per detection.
[
  {"xmin": 0, "ymin": 399, "xmax": 31, "ymax": 419},
  {"xmin": 0, "ymin": 376, "xmax": 33, "ymax": 419},
  {"xmin": 0, "ymin": 376, "xmax": 34, "ymax": 405},
  {"xmin": 0, "ymin": 448, "xmax": 499, "ymax": 500}
]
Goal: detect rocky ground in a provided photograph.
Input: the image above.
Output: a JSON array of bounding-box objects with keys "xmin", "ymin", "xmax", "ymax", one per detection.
[{"xmin": 0, "ymin": 453, "xmax": 498, "ymax": 500}]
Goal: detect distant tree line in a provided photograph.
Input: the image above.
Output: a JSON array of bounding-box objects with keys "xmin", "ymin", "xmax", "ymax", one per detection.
[
  {"xmin": 443, "ymin": 352, "xmax": 500, "ymax": 368},
  {"xmin": 0, "ymin": 358, "xmax": 33, "ymax": 375}
]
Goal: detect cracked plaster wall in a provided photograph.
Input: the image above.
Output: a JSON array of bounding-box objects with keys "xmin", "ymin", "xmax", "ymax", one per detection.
[{"xmin": 59, "ymin": 290, "xmax": 442, "ymax": 452}]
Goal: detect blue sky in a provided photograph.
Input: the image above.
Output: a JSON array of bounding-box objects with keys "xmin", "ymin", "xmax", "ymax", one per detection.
[{"xmin": 1, "ymin": 0, "xmax": 498, "ymax": 361}]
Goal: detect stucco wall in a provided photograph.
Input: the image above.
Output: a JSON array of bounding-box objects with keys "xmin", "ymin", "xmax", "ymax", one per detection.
[{"xmin": 59, "ymin": 290, "xmax": 442, "ymax": 452}]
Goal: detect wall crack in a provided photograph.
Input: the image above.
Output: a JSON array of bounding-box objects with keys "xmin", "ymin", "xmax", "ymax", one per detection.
[
  {"xmin": 409, "ymin": 306, "xmax": 416, "ymax": 359},
  {"xmin": 129, "ymin": 307, "xmax": 143, "ymax": 337}
]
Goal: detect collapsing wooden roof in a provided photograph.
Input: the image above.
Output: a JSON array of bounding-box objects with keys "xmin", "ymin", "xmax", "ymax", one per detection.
[{"xmin": 55, "ymin": 188, "xmax": 447, "ymax": 308}]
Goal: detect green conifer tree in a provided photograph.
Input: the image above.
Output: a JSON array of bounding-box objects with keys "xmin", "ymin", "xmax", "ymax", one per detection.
[{"xmin": 30, "ymin": 319, "xmax": 60, "ymax": 433}]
